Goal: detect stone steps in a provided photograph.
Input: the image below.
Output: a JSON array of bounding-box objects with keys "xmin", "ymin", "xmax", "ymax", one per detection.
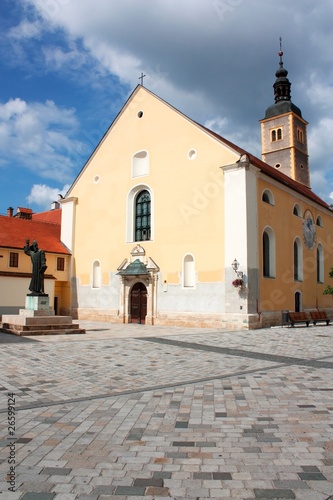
[
  {"xmin": 1, "ymin": 314, "xmax": 85, "ymax": 336},
  {"xmin": 0, "ymin": 325, "xmax": 86, "ymax": 336}
]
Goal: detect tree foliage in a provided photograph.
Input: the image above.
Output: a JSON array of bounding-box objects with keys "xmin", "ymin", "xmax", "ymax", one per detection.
[{"xmin": 323, "ymin": 267, "xmax": 333, "ymax": 296}]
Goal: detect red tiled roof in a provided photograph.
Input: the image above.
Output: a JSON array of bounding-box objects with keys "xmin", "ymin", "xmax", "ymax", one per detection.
[
  {"xmin": 0, "ymin": 216, "xmax": 70, "ymax": 254},
  {"xmin": 17, "ymin": 207, "xmax": 33, "ymax": 214},
  {"xmin": 32, "ymin": 208, "xmax": 61, "ymax": 224},
  {"xmin": 200, "ymin": 124, "xmax": 331, "ymax": 211}
]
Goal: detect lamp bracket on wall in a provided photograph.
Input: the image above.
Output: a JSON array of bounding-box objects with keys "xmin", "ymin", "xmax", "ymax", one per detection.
[{"xmin": 231, "ymin": 258, "xmax": 243, "ymax": 279}]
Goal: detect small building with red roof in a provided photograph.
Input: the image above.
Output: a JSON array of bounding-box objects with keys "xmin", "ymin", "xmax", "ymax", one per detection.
[{"xmin": 0, "ymin": 206, "xmax": 71, "ymax": 315}]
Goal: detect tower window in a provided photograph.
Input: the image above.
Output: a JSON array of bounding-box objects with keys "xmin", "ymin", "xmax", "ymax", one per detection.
[
  {"xmin": 135, "ymin": 190, "xmax": 151, "ymax": 241},
  {"xmin": 297, "ymin": 128, "xmax": 304, "ymax": 143},
  {"xmin": 271, "ymin": 127, "xmax": 283, "ymax": 142}
]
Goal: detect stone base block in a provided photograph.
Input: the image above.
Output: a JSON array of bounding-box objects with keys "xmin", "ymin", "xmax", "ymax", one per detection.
[
  {"xmin": 0, "ymin": 314, "xmax": 85, "ymax": 336},
  {"xmin": 19, "ymin": 308, "xmax": 55, "ymax": 317},
  {"xmin": 25, "ymin": 295, "xmax": 52, "ymax": 311}
]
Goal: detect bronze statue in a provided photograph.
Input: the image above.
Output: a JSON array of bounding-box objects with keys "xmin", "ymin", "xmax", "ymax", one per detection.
[{"xmin": 24, "ymin": 239, "xmax": 47, "ymax": 295}]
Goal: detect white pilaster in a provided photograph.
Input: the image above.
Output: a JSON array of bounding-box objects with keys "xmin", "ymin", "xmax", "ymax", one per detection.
[
  {"xmin": 59, "ymin": 197, "xmax": 78, "ymax": 252},
  {"xmin": 221, "ymin": 159, "xmax": 260, "ymax": 317}
]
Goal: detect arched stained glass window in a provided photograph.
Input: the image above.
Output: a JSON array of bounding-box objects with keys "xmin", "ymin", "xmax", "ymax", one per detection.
[{"xmin": 135, "ymin": 190, "xmax": 151, "ymax": 241}]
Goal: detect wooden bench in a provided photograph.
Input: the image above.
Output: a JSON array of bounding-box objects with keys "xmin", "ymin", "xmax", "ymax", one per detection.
[
  {"xmin": 309, "ymin": 310, "xmax": 330, "ymax": 326},
  {"xmin": 288, "ymin": 312, "xmax": 310, "ymax": 327}
]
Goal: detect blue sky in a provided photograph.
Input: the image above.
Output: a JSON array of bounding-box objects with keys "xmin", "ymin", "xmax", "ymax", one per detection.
[{"xmin": 0, "ymin": 0, "xmax": 332, "ymax": 214}]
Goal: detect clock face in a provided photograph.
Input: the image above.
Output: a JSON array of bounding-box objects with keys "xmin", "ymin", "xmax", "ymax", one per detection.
[{"xmin": 302, "ymin": 209, "xmax": 316, "ymax": 250}]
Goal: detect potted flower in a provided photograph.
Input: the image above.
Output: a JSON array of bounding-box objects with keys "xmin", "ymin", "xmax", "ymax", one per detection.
[{"xmin": 232, "ymin": 278, "xmax": 244, "ymax": 288}]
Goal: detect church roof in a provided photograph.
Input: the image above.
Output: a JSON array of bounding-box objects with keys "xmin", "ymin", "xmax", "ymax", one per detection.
[
  {"xmin": 203, "ymin": 124, "xmax": 330, "ymax": 211},
  {"xmin": 264, "ymin": 100, "xmax": 302, "ymax": 119},
  {"xmin": 0, "ymin": 215, "xmax": 70, "ymax": 254},
  {"xmin": 66, "ymin": 84, "xmax": 330, "ymax": 213},
  {"xmin": 264, "ymin": 41, "xmax": 302, "ymax": 119}
]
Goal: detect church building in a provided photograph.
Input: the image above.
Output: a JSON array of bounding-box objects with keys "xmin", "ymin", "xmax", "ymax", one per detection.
[{"xmin": 60, "ymin": 49, "xmax": 333, "ymax": 329}]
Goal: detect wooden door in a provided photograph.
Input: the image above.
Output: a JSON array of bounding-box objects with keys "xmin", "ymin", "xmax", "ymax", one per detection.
[{"xmin": 130, "ymin": 282, "xmax": 147, "ymax": 324}]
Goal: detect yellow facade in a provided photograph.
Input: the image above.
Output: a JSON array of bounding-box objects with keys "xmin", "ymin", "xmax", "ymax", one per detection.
[
  {"xmin": 62, "ymin": 86, "xmax": 333, "ymax": 329},
  {"xmin": 69, "ymin": 88, "xmax": 237, "ymax": 290},
  {"xmin": 258, "ymin": 177, "xmax": 333, "ymax": 317}
]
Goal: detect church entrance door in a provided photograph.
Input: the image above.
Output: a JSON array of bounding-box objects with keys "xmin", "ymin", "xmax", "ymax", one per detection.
[{"xmin": 130, "ymin": 282, "xmax": 147, "ymax": 324}]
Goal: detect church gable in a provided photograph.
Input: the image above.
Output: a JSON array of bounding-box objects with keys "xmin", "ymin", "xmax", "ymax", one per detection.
[{"xmin": 66, "ymin": 85, "xmax": 240, "ymax": 199}]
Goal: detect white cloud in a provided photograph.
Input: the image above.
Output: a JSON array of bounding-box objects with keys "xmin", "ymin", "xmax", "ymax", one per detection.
[
  {"xmin": 3, "ymin": 0, "xmax": 332, "ymax": 207},
  {"xmin": 42, "ymin": 43, "xmax": 88, "ymax": 71},
  {"xmin": 0, "ymin": 98, "xmax": 87, "ymax": 181},
  {"xmin": 83, "ymin": 38, "xmax": 142, "ymax": 86},
  {"xmin": 8, "ymin": 19, "xmax": 44, "ymax": 40},
  {"xmin": 26, "ymin": 183, "xmax": 70, "ymax": 210},
  {"xmin": 204, "ymin": 117, "xmax": 229, "ymax": 135},
  {"xmin": 308, "ymin": 117, "xmax": 333, "ymax": 161}
]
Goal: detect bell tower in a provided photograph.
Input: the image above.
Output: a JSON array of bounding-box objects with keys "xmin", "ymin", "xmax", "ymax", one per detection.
[{"xmin": 260, "ymin": 39, "xmax": 310, "ymax": 187}]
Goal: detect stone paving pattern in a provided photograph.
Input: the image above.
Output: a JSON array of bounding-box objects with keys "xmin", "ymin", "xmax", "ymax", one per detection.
[{"xmin": 0, "ymin": 321, "xmax": 332, "ymax": 499}]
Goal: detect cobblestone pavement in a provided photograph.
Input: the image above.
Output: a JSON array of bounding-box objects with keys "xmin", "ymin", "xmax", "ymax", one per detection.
[{"xmin": 0, "ymin": 321, "xmax": 332, "ymax": 499}]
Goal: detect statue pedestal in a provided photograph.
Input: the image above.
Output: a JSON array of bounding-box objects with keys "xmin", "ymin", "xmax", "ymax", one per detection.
[
  {"xmin": 0, "ymin": 295, "xmax": 85, "ymax": 336},
  {"xmin": 25, "ymin": 295, "xmax": 54, "ymax": 313},
  {"xmin": 19, "ymin": 295, "xmax": 55, "ymax": 318}
]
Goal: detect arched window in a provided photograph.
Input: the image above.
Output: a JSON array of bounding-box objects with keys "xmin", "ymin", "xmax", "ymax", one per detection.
[
  {"xmin": 135, "ymin": 190, "xmax": 151, "ymax": 241},
  {"xmin": 263, "ymin": 228, "xmax": 276, "ymax": 278},
  {"xmin": 316, "ymin": 215, "xmax": 323, "ymax": 227},
  {"xmin": 317, "ymin": 244, "xmax": 324, "ymax": 283},
  {"xmin": 277, "ymin": 128, "xmax": 282, "ymax": 140},
  {"xmin": 92, "ymin": 260, "xmax": 101, "ymax": 288},
  {"xmin": 293, "ymin": 204, "xmax": 301, "ymax": 216},
  {"xmin": 293, "ymin": 237, "xmax": 303, "ymax": 281},
  {"xmin": 183, "ymin": 254, "xmax": 195, "ymax": 287},
  {"xmin": 271, "ymin": 130, "xmax": 276, "ymax": 142},
  {"xmin": 262, "ymin": 189, "xmax": 274, "ymax": 205},
  {"xmin": 295, "ymin": 291, "xmax": 301, "ymax": 312},
  {"xmin": 126, "ymin": 185, "xmax": 153, "ymax": 243}
]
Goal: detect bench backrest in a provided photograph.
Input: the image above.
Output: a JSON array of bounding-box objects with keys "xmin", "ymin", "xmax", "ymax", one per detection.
[
  {"xmin": 310, "ymin": 311, "xmax": 327, "ymax": 320},
  {"xmin": 289, "ymin": 312, "xmax": 308, "ymax": 321}
]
